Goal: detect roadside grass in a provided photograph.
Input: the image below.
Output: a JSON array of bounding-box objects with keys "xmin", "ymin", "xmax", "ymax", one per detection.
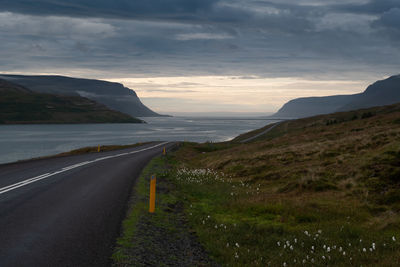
[
  {"xmin": 112, "ymin": 155, "xmax": 216, "ymax": 266},
  {"xmin": 111, "ymin": 157, "xmax": 153, "ymax": 264},
  {"xmin": 164, "ymin": 103, "xmax": 400, "ymax": 266},
  {"xmin": 112, "ymin": 156, "xmax": 168, "ymax": 265},
  {"xmin": 232, "ymin": 123, "xmax": 278, "ymax": 143}
]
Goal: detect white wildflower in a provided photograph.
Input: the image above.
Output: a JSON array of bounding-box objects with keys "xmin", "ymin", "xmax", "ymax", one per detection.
[{"xmin": 235, "ymin": 242, "xmax": 240, "ymax": 248}]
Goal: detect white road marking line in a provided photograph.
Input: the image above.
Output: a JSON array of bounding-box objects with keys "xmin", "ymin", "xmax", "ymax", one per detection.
[
  {"xmin": 0, "ymin": 142, "xmax": 169, "ymax": 196},
  {"xmin": 0, "ymin": 173, "xmax": 51, "ymax": 192}
]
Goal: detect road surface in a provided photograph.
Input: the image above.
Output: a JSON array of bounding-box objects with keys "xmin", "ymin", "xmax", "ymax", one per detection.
[
  {"xmin": 0, "ymin": 142, "xmax": 175, "ymax": 267},
  {"xmin": 240, "ymin": 121, "xmax": 284, "ymax": 143}
]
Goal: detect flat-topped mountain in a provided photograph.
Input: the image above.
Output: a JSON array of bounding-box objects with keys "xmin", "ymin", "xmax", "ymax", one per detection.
[
  {"xmin": 0, "ymin": 78, "xmax": 143, "ymax": 124},
  {"xmin": 273, "ymin": 75, "xmax": 400, "ymax": 118},
  {"xmin": 0, "ymin": 75, "xmax": 165, "ymax": 117}
]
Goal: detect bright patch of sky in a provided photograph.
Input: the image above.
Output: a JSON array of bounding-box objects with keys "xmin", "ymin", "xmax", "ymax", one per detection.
[{"xmin": 106, "ymin": 76, "xmax": 368, "ymax": 113}]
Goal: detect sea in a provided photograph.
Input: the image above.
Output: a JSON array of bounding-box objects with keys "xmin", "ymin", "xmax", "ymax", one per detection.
[{"xmin": 0, "ymin": 116, "xmax": 276, "ymax": 164}]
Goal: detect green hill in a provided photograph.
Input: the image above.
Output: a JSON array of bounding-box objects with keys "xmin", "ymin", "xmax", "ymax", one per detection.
[
  {"xmin": 273, "ymin": 74, "xmax": 400, "ymax": 118},
  {"xmin": 165, "ymin": 102, "xmax": 400, "ymax": 266},
  {"xmin": 0, "ymin": 74, "xmax": 166, "ymax": 117},
  {"xmin": 0, "ymin": 79, "xmax": 143, "ymax": 124}
]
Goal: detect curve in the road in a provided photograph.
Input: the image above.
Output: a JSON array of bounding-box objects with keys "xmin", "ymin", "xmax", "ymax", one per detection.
[
  {"xmin": 0, "ymin": 142, "xmax": 168, "ymax": 196},
  {"xmin": 0, "ymin": 141, "xmax": 175, "ymax": 267}
]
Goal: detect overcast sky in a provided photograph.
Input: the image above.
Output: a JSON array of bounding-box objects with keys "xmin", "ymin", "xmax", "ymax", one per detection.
[{"xmin": 0, "ymin": 0, "xmax": 399, "ymax": 113}]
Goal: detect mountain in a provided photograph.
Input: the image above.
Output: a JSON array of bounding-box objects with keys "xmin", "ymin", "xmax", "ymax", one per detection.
[
  {"xmin": 338, "ymin": 75, "xmax": 400, "ymax": 112},
  {"xmin": 272, "ymin": 75, "xmax": 400, "ymax": 118},
  {"xmin": 273, "ymin": 94, "xmax": 359, "ymax": 119},
  {"xmin": 0, "ymin": 78, "xmax": 143, "ymax": 124},
  {"xmin": 0, "ymin": 75, "xmax": 165, "ymax": 117}
]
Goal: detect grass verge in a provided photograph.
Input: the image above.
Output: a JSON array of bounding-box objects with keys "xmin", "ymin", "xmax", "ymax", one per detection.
[{"xmin": 112, "ymin": 155, "xmax": 216, "ymax": 266}]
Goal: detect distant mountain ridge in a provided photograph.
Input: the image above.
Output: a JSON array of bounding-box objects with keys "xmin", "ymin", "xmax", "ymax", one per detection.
[
  {"xmin": 273, "ymin": 75, "xmax": 400, "ymax": 118},
  {"xmin": 0, "ymin": 75, "xmax": 165, "ymax": 117},
  {"xmin": 0, "ymin": 78, "xmax": 143, "ymax": 124}
]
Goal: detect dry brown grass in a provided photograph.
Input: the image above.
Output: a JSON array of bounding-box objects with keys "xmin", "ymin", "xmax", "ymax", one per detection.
[{"xmin": 168, "ymin": 103, "xmax": 400, "ymax": 266}]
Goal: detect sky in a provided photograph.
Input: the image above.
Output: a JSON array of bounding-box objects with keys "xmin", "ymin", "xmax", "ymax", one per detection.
[{"xmin": 0, "ymin": 0, "xmax": 399, "ymax": 114}]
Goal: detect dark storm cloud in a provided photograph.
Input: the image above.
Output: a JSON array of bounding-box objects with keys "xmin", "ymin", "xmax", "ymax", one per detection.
[
  {"xmin": 335, "ymin": 0, "xmax": 400, "ymax": 14},
  {"xmin": 0, "ymin": 0, "xmax": 217, "ymax": 20},
  {"xmin": 0, "ymin": 0, "xmax": 399, "ymax": 80},
  {"xmin": 373, "ymin": 7, "xmax": 400, "ymax": 30}
]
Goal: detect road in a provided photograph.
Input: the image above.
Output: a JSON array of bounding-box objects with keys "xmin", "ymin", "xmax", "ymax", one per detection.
[
  {"xmin": 240, "ymin": 121, "xmax": 284, "ymax": 143},
  {"xmin": 0, "ymin": 142, "xmax": 175, "ymax": 267}
]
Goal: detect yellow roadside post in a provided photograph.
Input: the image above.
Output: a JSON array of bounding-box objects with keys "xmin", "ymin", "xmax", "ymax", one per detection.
[
  {"xmin": 163, "ymin": 147, "xmax": 166, "ymax": 155},
  {"xmin": 149, "ymin": 175, "xmax": 156, "ymax": 213},
  {"xmin": 97, "ymin": 145, "xmax": 100, "ymax": 152}
]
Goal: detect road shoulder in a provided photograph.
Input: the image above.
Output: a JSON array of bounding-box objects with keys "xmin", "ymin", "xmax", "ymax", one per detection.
[{"xmin": 112, "ymin": 156, "xmax": 217, "ymax": 266}]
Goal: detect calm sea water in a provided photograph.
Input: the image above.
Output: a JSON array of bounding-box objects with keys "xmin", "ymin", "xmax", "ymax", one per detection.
[{"xmin": 0, "ymin": 117, "xmax": 274, "ymax": 164}]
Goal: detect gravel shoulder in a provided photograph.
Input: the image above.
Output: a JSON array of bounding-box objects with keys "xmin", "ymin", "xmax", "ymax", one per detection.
[{"xmin": 112, "ymin": 155, "xmax": 218, "ymax": 267}]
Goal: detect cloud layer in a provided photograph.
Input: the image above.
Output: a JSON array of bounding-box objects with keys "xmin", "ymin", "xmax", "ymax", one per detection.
[{"xmin": 0, "ymin": 0, "xmax": 399, "ymax": 111}]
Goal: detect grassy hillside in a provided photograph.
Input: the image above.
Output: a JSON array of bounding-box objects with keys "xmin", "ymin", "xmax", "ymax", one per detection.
[
  {"xmin": 0, "ymin": 79, "xmax": 143, "ymax": 124},
  {"xmin": 164, "ymin": 102, "xmax": 400, "ymax": 266},
  {"xmin": 0, "ymin": 74, "xmax": 164, "ymax": 117},
  {"xmin": 272, "ymin": 74, "xmax": 400, "ymax": 119}
]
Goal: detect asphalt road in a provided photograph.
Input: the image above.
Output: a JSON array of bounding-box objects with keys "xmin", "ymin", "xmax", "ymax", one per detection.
[
  {"xmin": 0, "ymin": 142, "xmax": 175, "ymax": 267},
  {"xmin": 240, "ymin": 121, "xmax": 284, "ymax": 143}
]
